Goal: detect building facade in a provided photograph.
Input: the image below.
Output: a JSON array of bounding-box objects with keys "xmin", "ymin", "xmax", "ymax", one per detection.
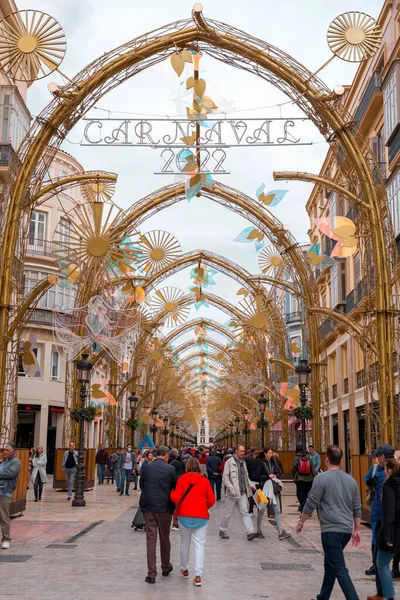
[{"xmin": 306, "ymin": 0, "xmax": 400, "ymax": 464}]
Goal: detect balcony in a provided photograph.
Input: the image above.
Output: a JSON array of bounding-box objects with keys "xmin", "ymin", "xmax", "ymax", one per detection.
[
  {"xmin": 0, "ymin": 143, "xmax": 14, "ymax": 167},
  {"xmin": 354, "ymin": 71, "xmax": 382, "ymax": 127},
  {"xmin": 27, "ymin": 308, "xmax": 54, "ymax": 326},
  {"xmin": 346, "ymin": 289, "xmax": 357, "ymax": 313},
  {"xmin": 26, "ymin": 238, "xmax": 60, "ymax": 258},
  {"xmin": 285, "ymin": 311, "xmax": 302, "ymax": 325},
  {"xmin": 318, "ymin": 318, "xmax": 337, "ymax": 340},
  {"xmin": 388, "ymin": 126, "xmax": 400, "ymax": 165}
]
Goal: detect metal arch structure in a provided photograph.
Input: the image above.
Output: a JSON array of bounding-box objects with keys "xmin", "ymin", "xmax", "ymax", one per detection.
[
  {"xmin": 173, "ymin": 338, "xmax": 231, "ymax": 360},
  {"xmin": 0, "ymin": 7, "xmax": 395, "ymax": 443},
  {"xmin": 109, "ymin": 179, "xmax": 321, "ymax": 437},
  {"xmin": 163, "ymin": 318, "xmax": 237, "ymax": 346}
]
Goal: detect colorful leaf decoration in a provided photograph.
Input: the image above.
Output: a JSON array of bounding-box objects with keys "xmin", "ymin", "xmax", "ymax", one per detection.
[
  {"xmin": 171, "ymin": 53, "xmax": 185, "ymax": 76},
  {"xmin": 256, "ymin": 184, "xmax": 288, "ymax": 207}
]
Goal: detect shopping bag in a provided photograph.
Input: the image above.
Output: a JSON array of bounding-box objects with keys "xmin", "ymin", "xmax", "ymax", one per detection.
[{"xmin": 253, "ymin": 488, "xmax": 268, "ymax": 511}]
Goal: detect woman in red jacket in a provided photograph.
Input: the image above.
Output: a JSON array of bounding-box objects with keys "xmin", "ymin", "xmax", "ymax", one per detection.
[{"xmin": 170, "ymin": 457, "xmax": 215, "ymax": 587}]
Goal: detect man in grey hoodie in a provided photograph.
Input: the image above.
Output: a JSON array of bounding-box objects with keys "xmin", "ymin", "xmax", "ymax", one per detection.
[{"xmin": 296, "ymin": 444, "xmax": 361, "ymax": 600}]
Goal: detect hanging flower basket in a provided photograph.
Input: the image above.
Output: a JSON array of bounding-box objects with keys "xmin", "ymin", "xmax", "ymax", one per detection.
[
  {"xmin": 293, "ymin": 406, "xmax": 314, "ymax": 421},
  {"xmin": 70, "ymin": 406, "xmax": 97, "ymax": 422},
  {"xmin": 125, "ymin": 418, "xmax": 143, "ymax": 430},
  {"xmin": 256, "ymin": 419, "xmax": 269, "ymax": 429},
  {"xmin": 150, "ymin": 424, "xmax": 158, "ymax": 434}
]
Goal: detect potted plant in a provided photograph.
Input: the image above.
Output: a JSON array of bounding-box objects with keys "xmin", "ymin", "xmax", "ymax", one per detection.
[
  {"xmin": 70, "ymin": 405, "xmax": 97, "ymax": 422},
  {"xmin": 293, "ymin": 406, "xmax": 314, "ymax": 421},
  {"xmin": 125, "ymin": 417, "xmax": 143, "ymax": 430}
]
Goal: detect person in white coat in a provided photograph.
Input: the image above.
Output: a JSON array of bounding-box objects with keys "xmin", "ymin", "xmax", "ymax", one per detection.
[
  {"xmin": 219, "ymin": 445, "xmax": 258, "ymax": 541},
  {"xmin": 31, "ymin": 446, "xmax": 47, "ymax": 502}
]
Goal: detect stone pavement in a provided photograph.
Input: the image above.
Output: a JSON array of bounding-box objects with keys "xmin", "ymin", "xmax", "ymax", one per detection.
[{"xmin": 1, "ymin": 478, "xmax": 398, "ymax": 600}]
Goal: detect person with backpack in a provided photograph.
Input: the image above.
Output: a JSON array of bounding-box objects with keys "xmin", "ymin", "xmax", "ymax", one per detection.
[
  {"xmin": 170, "ymin": 457, "xmax": 215, "ymax": 587},
  {"xmin": 291, "ymin": 444, "xmax": 316, "ymax": 512}
]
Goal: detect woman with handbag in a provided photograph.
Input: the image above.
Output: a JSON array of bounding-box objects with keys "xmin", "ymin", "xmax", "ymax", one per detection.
[
  {"xmin": 170, "ymin": 457, "xmax": 215, "ymax": 587},
  {"xmin": 257, "ymin": 448, "xmax": 291, "ymax": 541}
]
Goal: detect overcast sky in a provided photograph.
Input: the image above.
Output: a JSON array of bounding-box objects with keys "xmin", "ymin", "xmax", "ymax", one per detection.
[{"xmin": 19, "ymin": 0, "xmax": 382, "ymax": 349}]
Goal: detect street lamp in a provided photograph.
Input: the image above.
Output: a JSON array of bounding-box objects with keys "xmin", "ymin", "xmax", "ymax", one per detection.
[
  {"xmin": 151, "ymin": 408, "xmax": 158, "ymax": 445},
  {"xmin": 170, "ymin": 421, "xmax": 175, "ymax": 446},
  {"xmin": 234, "ymin": 416, "xmax": 240, "ymax": 445},
  {"xmin": 128, "ymin": 392, "xmax": 139, "ymax": 446},
  {"xmin": 163, "ymin": 415, "xmax": 169, "ymax": 446},
  {"xmin": 72, "ymin": 353, "xmax": 93, "ymax": 507},
  {"xmin": 296, "ymin": 358, "xmax": 312, "ymax": 450},
  {"xmin": 258, "ymin": 393, "xmax": 268, "ymax": 448},
  {"xmin": 229, "ymin": 422, "xmax": 234, "ymax": 448},
  {"xmin": 242, "ymin": 408, "xmax": 250, "ymax": 450}
]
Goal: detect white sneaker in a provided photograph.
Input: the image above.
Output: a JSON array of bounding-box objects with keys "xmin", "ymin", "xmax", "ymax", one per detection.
[
  {"xmin": 171, "ymin": 525, "xmax": 179, "ymax": 531},
  {"xmin": 2, "ymin": 541, "xmax": 10, "ymax": 549}
]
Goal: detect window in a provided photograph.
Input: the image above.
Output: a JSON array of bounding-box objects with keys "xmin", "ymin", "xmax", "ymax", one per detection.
[
  {"xmin": 384, "ymin": 68, "xmax": 398, "ymax": 142},
  {"xmin": 1, "ymin": 93, "xmax": 10, "ymax": 143},
  {"xmin": 51, "ymin": 351, "xmax": 60, "ymax": 381},
  {"xmin": 0, "ymin": 88, "xmax": 30, "ymax": 149},
  {"xmin": 19, "ymin": 346, "xmax": 41, "ymax": 377},
  {"xmin": 28, "ymin": 211, "xmax": 47, "ymax": 247},
  {"xmin": 388, "ymin": 170, "xmax": 400, "ymax": 238}
]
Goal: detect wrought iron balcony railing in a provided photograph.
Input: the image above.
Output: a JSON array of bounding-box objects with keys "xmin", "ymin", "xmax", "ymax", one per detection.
[
  {"xmin": 26, "ymin": 238, "xmax": 60, "ymax": 257},
  {"xmin": 354, "ymin": 71, "xmax": 382, "ymax": 124},
  {"xmin": 285, "ymin": 311, "xmax": 302, "ymax": 325}
]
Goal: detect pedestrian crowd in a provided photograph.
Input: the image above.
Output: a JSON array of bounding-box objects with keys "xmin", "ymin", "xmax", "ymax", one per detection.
[{"xmin": 1, "ymin": 439, "xmax": 400, "ymax": 599}]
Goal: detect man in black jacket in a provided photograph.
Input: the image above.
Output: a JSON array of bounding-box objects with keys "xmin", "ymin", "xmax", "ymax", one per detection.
[
  {"xmin": 206, "ymin": 450, "xmax": 222, "ymax": 500},
  {"xmin": 140, "ymin": 446, "xmax": 177, "ymax": 584}
]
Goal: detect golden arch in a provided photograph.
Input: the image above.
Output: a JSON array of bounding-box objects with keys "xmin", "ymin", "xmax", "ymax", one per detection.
[{"xmin": 0, "ymin": 7, "xmax": 393, "ymax": 443}]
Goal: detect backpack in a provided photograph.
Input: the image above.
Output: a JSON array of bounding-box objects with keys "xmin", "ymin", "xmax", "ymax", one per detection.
[
  {"xmin": 366, "ymin": 463, "xmax": 378, "ymax": 506},
  {"xmin": 298, "ymin": 456, "xmax": 311, "ymax": 474}
]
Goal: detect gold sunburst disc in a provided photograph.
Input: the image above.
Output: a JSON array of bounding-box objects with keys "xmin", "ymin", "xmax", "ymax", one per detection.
[
  {"xmin": 345, "ymin": 27, "xmax": 365, "ymax": 45},
  {"xmin": 87, "ymin": 237, "xmax": 109, "ymax": 257},
  {"xmin": 252, "ymin": 315, "xmax": 266, "ymax": 330},
  {"xmin": 18, "ymin": 35, "xmax": 37, "ymax": 53},
  {"xmin": 165, "ymin": 301, "xmax": 176, "ymax": 312},
  {"xmin": 151, "ymin": 248, "xmax": 165, "ymax": 261}
]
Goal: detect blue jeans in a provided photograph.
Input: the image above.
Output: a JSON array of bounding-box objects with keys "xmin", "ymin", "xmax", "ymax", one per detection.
[
  {"xmin": 97, "ymin": 464, "xmax": 105, "ymax": 484},
  {"xmin": 317, "ymin": 532, "xmax": 359, "ymax": 600},
  {"xmin": 208, "ymin": 475, "xmax": 222, "ymax": 500},
  {"xmin": 119, "ymin": 469, "xmax": 131, "ymax": 495},
  {"xmin": 376, "ymin": 549, "xmax": 395, "ymax": 599},
  {"xmin": 64, "ymin": 468, "xmax": 76, "ymax": 497}
]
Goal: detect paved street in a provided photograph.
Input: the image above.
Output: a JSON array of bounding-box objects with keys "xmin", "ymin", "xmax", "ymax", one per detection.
[{"xmin": 1, "ymin": 479, "xmax": 394, "ymax": 599}]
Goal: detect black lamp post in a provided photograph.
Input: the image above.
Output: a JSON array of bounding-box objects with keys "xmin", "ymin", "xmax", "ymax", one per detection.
[
  {"xmin": 296, "ymin": 358, "xmax": 312, "ymax": 450},
  {"xmin": 258, "ymin": 393, "xmax": 268, "ymax": 448},
  {"xmin": 163, "ymin": 415, "xmax": 169, "ymax": 446},
  {"xmin": 72, "ymin": 353, "xmax": 93, "ymax": 507},
  {"xmin": 128, "ymin": 392, "xmax": 139, "ymax": 446},
  {"xmin": 242, "ymin": 408, "xmax": 250, "ymax": 449},
  {"xmin": 229, "ymin": 422, "xmax": 234, "ymax": 448},
  {"xmin": 234, "ymin": 416, "xmax": 240, "ymax": 445},
  {"xmin": 170, "ymin": 421, "xmax": 175, "ymax": 446},
  {"xmin": 151, "ymin": 408, "xmax": 158, "ymax": 445}
]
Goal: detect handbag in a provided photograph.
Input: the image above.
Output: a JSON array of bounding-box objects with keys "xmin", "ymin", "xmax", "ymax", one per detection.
[{"xmin": 272, "ymin": 479, "xmax": 281, "ymax": 495}]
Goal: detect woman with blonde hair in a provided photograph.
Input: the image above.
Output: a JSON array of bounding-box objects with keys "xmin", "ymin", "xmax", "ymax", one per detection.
[
  {"xmin": 375, "ymin": 457, "xmax": 400, "ymax": 600},
  {"xmin": 170, "ymin": 457, "xmax": 215, "ymax": 587}
]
